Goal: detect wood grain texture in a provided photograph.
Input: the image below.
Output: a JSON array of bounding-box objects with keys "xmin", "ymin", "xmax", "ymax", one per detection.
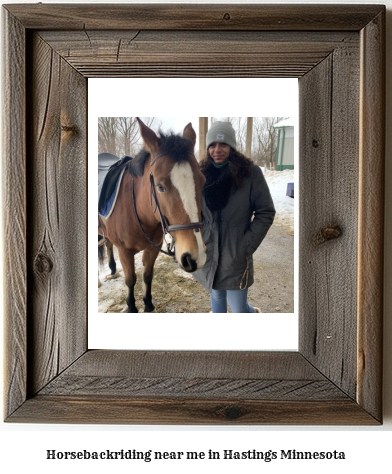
[
  {"xmin": 60, "ymin": 350, "xmax": 322, "ymax": 378},
  {"xmin": 357, "ymin": 9, "xmax": 385, "ymax": 422},
  {"xmin": 299, "ymin": 41, "xmax": 360, "ymax": 399},
  {"xmin": 7, "ymin": 351, "xmax": 379, "ymax": 424},
  {"xmin": 27, "ymin": 33, "xmax": 87, "ymax": 396},
  {"xmin": 38, "ymin": 30, "xmax": 358, "ymax": 78},
  {"xmin": 4, "ymin": 4, "xmax": 384, "ymax": 31},
  {"xmin": 2, "ymin": 9, "xmax": 27, "ymax": 419},
  {"xmin": 39, "ymin": 377, "xmax": 346, "ymax": 400},
  {"xmin": 9, "ymin": 396, "xmax": 378, "ymax": 425},
  {"xmin": 38, "ymin": 351, "xmax": 347, "ymax": 400},
  {"xmin": 2, "ymin": 4, "xmax": 385, "ymax": 425}
]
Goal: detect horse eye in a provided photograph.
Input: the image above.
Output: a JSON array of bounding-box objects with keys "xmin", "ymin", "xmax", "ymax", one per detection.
[{"xmin": 156, "ymin": 183, "xmax": 166, "ymax": 193}]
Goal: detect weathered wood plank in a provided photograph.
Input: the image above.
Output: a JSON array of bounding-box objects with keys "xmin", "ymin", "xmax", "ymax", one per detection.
[
  {"xmin": 39, "ymin": 30, "xmax": 357, "ymax": 58},
  {"xmin": 35, "ymin": 351, "xmax": 350, "ymax": 402},
  {"xmin": 38, "ymin": 30, "xmax": 358, "ymax": 78},
  {"xmin": 53, "ymin": 350, "xmax": 324, "ymax": 379},
  {"xmin": 4, "ymin": 4, "xmax": 384, "ymax": 31},
  {"xmin": 27, "ymin": 33, "xmax": 87, "ymax": 395},
  {"xmin": 357, "ymin": 10, "xmax": 385, "ymax": 423},
  {"xmin": 329, "ymin": 44, "xmax": 360, "ymax": 395},
  {"xmin": 2, "ymin": 8, "xmax": 27, "ymax": 419},
  {"xmin": 8, "ymin": 396, "xmax": 379, "ymax": 425},
  {"xmin": 299, "ymin": 42, "xmax": 360, "ymax": 399},
  {"xmin": 39, "ymin": 376, "xmax": 347, "ymax": 401}
]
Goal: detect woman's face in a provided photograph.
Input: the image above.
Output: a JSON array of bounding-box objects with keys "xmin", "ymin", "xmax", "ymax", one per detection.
[{"xmin": 208, "ymin": 142, "xmax": 231, "ymax": 165}]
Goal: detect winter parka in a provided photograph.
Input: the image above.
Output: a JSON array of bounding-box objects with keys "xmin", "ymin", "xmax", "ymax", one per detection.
[{"xmin": 193, "ymin": 164, "xmax": 275, "ymax": 291}]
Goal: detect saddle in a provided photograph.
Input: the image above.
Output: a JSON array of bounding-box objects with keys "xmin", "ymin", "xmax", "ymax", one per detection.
[{"xmin": 98, "ymin": 153, "xmax": 132, "ymax": 218}]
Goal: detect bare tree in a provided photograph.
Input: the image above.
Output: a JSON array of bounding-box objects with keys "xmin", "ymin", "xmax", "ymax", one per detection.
[
  {"xmin": 253, "ymin": 117, "xmax": 284, "ymax": 169},
  {"xmin": 98, "ymin": 117, "xmax": 159, "ymax": 157},
  {"xmin": 98, "ymin": 117, "xmax": 118, "ymax": 155},
  {"xmin": 116, "ymin": 117, "xmax": 139, "ymax": 156},
  {"xmin": 233, "ymin": 117, "xmax": 247, "ymax": 153}
]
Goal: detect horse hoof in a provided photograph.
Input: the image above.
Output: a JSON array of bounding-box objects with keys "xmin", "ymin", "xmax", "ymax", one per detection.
[
  {"xmin": 106, "ymin": 271, "xmax": 120, "ymax": 280},
  {"xmin": 143, "ymin": 297, "xmax": 155, "ymax": 312},
  {"xmin": 128, "ymin": 307, "xmax": 139, "ymax": 313}
]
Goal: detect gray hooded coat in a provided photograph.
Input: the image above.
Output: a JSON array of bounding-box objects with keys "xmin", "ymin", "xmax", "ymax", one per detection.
[{"xmin": 193, "ymin": 164, "xmax": 275, "ymax": 291}]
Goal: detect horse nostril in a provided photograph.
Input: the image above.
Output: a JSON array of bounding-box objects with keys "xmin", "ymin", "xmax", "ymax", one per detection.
[{"xmin": 181, "ymin": 253, "xmax": 197, "ymax": 273}]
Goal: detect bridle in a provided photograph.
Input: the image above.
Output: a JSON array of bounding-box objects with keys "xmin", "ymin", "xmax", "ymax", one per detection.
[{"xmin": 132, "ymin": 152, "xmax": 203, "ymax": 257}]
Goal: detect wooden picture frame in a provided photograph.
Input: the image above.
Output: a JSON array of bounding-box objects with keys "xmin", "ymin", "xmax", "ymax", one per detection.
[{"xmin": 3, "ymin": 4, "xmax": 385, "ymax": 424}]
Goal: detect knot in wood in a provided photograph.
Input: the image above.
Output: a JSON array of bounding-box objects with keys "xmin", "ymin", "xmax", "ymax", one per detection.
[
  {"xmin": 315, "ymin": 225, "xmax": 342, "ymax": 245},
  {"xmin": 34, "ymin": 252, "xmax": 53, "ymax": 275},
  {"xmin": 223, "ymin": 405, "xmax": 244, "ymax": 420},
  {"xmin": 312, "ymin": 139, "xmax": 319, "ymax": 148},
  {"xmin": 61, "ymin": 124, "xmax": 77, "ymax": 133},
  {"xmin": 223, "ymin": 12, "xmax": 231, "ymax": 21}
]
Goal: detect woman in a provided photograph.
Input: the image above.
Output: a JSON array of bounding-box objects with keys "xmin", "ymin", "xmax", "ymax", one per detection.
[{"xmin": 194, "ymin": 121, "xmax": 276, "ymax": 313}]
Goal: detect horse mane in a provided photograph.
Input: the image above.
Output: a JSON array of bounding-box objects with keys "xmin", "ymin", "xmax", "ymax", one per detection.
[{"xmin": 128, "ymin": 131, "xmax": 193, "ymax": 177}]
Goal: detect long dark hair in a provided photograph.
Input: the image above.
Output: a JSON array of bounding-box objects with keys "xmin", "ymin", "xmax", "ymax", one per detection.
[{"xmin": 199, "ymin": 148, "xmax": 253, "ymax": 188}]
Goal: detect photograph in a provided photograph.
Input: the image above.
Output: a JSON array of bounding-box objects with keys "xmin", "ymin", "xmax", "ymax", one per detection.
[{"xmin": 97, "ymin": 116, "xmax": 295, "ymax": 315}]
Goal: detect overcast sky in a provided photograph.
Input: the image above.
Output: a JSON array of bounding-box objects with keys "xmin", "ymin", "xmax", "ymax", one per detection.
[{"xmin": 155, "ymin": 117, "xmax": 200, "ymax": 137}]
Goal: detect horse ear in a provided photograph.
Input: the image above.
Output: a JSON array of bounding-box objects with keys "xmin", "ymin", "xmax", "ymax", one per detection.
[
  {"xmin": 183, "ymin": 123, "xmax": 196, "ymax": 148},
  {"xmin": 137, "ymin": 117, "xmax": 161, "ymax": 154}
]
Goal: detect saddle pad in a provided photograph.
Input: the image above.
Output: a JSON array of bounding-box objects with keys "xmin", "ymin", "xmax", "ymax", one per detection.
[
  {"xmin": 98, "ymin": 155, "xmax": 132, "ymax": 219},
  {"xmin": 98, "ymin": 152, "xmax": 120, "ymax": 197}
]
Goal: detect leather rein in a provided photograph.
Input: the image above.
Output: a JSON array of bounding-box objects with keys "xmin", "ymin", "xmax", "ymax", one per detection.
[{"xmin": 132, "ymin": 153, "xmax": 203, "ymax": 257}]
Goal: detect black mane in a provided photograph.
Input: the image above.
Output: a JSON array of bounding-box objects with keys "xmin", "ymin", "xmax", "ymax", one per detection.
[{"xmin": 128, "ymin": 131, "xmax": 193, "ymax": 177}]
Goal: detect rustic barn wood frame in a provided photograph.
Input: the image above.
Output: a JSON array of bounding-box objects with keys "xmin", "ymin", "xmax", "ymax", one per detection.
[{"xmin": 3, "ymin": 4, "xmax": 385, "ymax": 425}]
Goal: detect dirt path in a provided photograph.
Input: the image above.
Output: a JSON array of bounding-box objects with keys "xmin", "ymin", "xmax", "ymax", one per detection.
[
  {"xmin": 98, "ymin": 221, "xmax": 294, "ymax": 313},
  {"xmin": 250, "ymin": 223, "xmax": 294, "ymax": 313}
]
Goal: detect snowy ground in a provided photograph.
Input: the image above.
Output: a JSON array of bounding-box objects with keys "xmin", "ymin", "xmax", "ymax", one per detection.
[
  {"xmin": 98, "ymin": 169, "xmax": 295, "ymax": 313},
  {"xmin": 264, "ymin": 169, "xmax": 295, "ymax": 232}
]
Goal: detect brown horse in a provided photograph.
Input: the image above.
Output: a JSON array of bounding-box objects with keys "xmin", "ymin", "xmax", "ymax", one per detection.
[{"xmin": 98, "ymin": 118, "xmax": 206, "ymax": 313}]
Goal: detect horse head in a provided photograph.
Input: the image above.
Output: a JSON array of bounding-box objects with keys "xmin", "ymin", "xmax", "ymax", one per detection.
[{"xmin": 137, "ymin": 118, "xmax": 207, "ymax": 272}]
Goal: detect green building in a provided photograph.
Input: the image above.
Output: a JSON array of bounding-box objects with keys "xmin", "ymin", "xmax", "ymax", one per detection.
[{"xmin": 274, "ymin": 118, "xmax": 295, "ymax": 171}]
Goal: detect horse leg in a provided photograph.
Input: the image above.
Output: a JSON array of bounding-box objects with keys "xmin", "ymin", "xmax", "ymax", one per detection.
[
  {"xmin": 117, "ymin": 248, "xmax": 138, "ymax": 313},
  {"xmin": 98, "ymin": 235, "xmax": 105, "ymax": 287},
  {"xmin": 105, "ymin": 240, "xmax": 120, "ymax": 279},
  {"xmin": 142, "ymin": 246, "xmax": 159, "ymax": 312}
]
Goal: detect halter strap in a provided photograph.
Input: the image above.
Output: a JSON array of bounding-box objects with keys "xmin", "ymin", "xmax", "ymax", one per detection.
[
  {"xmin": 167, "ymin": 223, "xmax": 203, "ymax": 232},
  {"xmin": 132, "ymin": 175, "xmax": 175, "ymax": 257}
]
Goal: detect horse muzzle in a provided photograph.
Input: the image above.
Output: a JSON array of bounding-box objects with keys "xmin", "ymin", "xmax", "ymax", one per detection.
[
  {"xmin": 174, "ymin": 229, "xmax": 207, "ymax": 273},
  {"xmin": 180, "ymin": 252, "xmax": 198, "ymax": 273}
]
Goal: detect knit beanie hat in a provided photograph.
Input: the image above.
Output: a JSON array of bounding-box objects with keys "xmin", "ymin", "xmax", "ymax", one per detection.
[{"xmin": 206, "ymin": 121, "xmax": 237, "ymax": 151}]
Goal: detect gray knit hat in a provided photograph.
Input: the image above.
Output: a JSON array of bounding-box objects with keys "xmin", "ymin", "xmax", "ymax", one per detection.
[{"xmin": 206, "ymin": 121, "xmax": 237, "ymax": 151}]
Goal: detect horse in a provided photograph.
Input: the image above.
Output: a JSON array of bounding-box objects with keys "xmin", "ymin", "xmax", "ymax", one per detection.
[{"xmin": 98, "ymin": 118, "xmax": 207, "ymax": 313}]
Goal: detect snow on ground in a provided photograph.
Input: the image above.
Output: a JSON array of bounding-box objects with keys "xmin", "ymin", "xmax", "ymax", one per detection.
[{"xmin": 264, "ymin": 169, "xmax": 294, "ymax": 233}]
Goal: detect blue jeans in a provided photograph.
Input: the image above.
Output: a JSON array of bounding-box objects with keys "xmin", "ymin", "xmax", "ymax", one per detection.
[{"xmin": 210, "ymin": 288, "xmax": 257, "ymax": 313}]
